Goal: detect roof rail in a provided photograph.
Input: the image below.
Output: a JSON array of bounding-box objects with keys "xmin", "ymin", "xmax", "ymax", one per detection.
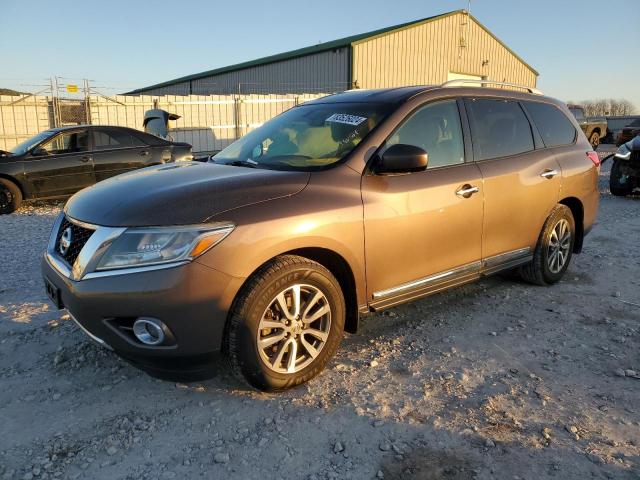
[{"xmin": 439, "ymin": 79, "xmax": 543, "ymax": 95}]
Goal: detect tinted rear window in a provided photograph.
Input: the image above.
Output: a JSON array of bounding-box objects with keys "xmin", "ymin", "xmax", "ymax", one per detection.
[
  {"xmin": 523, "ymin": 102, "xmax": 576, "ymax": 147},
  {"xmin": 93, "ymin": 130, "xmax": 146, "ymax": 150},
  {"xmin": 465, "ymin": 99, "xmax": 534, "ymax": 161}
]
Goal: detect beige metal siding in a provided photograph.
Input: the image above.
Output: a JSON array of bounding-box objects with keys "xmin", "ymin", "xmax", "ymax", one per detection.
[
  {"xmin": 191, "ymin": 48, "xmax": 350, "ymax": 94},
  {"xmin": 352, "ymin": 12, "xmax": 536, "ymax": 90},
  {"xmin": 0, "ymin": 95, "xmax": 53, "ymax": 151}
]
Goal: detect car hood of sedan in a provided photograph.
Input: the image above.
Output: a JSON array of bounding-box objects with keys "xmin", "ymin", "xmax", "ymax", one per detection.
[{"xmin": 64, "ymin": 162, "xmax": 310, "ymax": 227}]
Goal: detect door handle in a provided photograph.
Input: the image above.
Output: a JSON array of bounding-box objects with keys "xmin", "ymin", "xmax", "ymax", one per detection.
[
  {"xmin": 79, "ymin": 155, "xmax": 92, "ymax": 163},
  {"xmin": 455, "ymin": 184, "xmax": 479, "ymax": 198},
  {"xmin": 540, "ymin": 169, "xmax": 558, "ymax": 179},
  {"xmin": 139, "ymin": 150, "xmax": 150, "ymax": 156}
]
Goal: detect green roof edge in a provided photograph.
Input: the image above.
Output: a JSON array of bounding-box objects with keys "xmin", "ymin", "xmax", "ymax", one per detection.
[{"xmin": 126, "ymin": 9, "xmax": 537, "ymax": 94}]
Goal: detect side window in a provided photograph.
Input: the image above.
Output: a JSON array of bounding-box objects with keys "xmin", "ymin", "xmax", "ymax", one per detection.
[
  {"xmin": 93, "ymin": 130, "xmax": 140, "ymax": 150},
  {"xmin": 41, "ymin": 130, "xmax": 89, "ymax": 154},
  {"xmin": 385, "ymin": 99, "xmax": 465, "ymax": 169},
  {"xmin": 523, "ymin": 102, "xmax": 576, "ymax": 147},
  {"xmin": 569, "ymin": 108, "xmax": 585, "ymax": 121},
  {"xmin": 465, "ymin": 99, "xmax": 534, "ymax": 161}
]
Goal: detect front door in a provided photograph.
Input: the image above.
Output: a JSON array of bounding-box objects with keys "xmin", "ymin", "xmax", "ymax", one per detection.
[
  {"xmin": 362, "ymin": 99, "xmax": 484, "ymax": 308},
  {"xmin": 25, "ymin": 129, "xmax": 94, "ymax": 198},
  {"xmin": 91, "ymin": 128, "xmax": 154, "ymax": 182}
]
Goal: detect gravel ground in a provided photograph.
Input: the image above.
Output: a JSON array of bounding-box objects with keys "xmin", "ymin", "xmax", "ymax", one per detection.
[{"xmin": 0, "ymin": 156, "xmax": 639, "ymax": 480}]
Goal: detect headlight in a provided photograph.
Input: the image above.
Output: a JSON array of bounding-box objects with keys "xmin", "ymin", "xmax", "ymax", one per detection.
[
  {"xmin": 95, "ymin": 223, "xmax": 234, "ymax": 271},
  {"xmin": 615, "ymin": 143, "xmax": 631, "ymax": 160}
]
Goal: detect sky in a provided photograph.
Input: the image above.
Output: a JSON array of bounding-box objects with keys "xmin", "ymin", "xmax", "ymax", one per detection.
[{"xmin": 1, "ymin": 0, "xmax": 639, "ymax": 107}]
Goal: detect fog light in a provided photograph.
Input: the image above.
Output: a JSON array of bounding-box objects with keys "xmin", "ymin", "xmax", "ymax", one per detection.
[{"xmin": 133, "ymin": 318, "xmax": 165, "ymax": 346}]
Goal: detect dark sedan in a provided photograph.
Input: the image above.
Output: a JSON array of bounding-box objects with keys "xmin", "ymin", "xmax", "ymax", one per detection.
[
  {"xmin": 617, "ymin": 118, "xmax": 640, "ymax": 146},
  {"xmin": 0, "ymin": 125, "xmax": 192, "ymax": 214}
]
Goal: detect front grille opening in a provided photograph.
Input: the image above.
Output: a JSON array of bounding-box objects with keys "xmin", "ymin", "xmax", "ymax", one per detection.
[{"xmin": 54, "ymin": 217, "xmax": 95, "ymax": 267}]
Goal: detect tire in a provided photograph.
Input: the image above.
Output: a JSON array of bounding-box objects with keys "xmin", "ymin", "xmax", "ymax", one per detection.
[
  {"xmin": 223, "ymin": 255, "xmax": 345, "ymax": 391},
  {"xmin": 589, "ymin": 132, "xmax": 600, "ymax": 149},
  {"xmin": 609, "ymin": 159, "xmax": 634, "ymax": 197},
  {"xmin": 519, "ymin": 205, "xmax": 575, "ymax": 286},
  {"xmin": 0, "ymin": 178, "xmax": 22, "ymax": 214}
]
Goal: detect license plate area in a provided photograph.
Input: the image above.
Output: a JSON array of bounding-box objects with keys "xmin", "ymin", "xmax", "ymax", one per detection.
[{"xmin": 44, "ymin": 277, "xmax": 64, "ymax": 309}]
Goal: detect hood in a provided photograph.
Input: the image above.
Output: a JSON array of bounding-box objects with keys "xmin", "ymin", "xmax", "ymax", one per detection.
[
  {"xmin": 65, "ymin": 162, "xmax": 310, "ymax": 227},
  {"xmin": 626, "ymin": 135, "xmax": 640, "ymax": 151}
]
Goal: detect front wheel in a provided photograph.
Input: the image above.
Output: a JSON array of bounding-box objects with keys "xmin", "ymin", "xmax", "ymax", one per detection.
[
  {"xmin": 223, "ymin": 255, "xmax": 345, "ymax": 391},
  {"xmin": 519, "ymin": 205, "xmax": 575, "ymax": 286},
  {"xmin": 610, "ymin": 159, "xmax": 635, "ymax": 196},
  {"xmin": 589, "ymin": 132, "xmax": 600, "ymax": 149},
  {"xmin": 0, "ymin": 178, "xmax": 22, "ymax": 215}
]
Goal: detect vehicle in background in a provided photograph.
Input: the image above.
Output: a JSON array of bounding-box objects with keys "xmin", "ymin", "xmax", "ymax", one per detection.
[
  {"xmin": 602, "ymin": 115, "xmax": 640, "ymax": 144},
  {"xmin": 0, "ymin": 125, "xmax": 192, "ymax": 214},
  {"xmin": 143, "ymin": 109, "xmax": 181, "ymax": 140},
  {"xmin": 616, "ymin": 118, "xmax": 640, "ymax": 146},
  {"xmin": 610, "ymin": 135, "xmax": 640, "ymax": 196},
  {"xmin": 42, "ymin": 83, "xmax": 599, "ymax": 391},
  {"xmin": 567, "ymin": 104, "xmax": 607, "ymax": 148}
]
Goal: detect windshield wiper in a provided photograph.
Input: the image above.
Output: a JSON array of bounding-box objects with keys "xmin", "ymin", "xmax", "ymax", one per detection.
[{"xmin": 224, "ymin": 159, "xmax": 258, "ymax": 168}]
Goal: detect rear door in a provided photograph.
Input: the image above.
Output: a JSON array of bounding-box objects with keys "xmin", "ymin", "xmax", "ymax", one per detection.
[
  {"xmin": 91, "ymin": 128, "xmax": 155, "ymax": 182},
  {"xmin": 464, "ymin": 98, "xmax": 561, "ymax": 263},
  {"xmin": 362, "ymin": 99, "xmax": 484, "ymax": 308},
  {"xmin": 25, "ymin": 129, "xmax": 94, "ymax": 198}
]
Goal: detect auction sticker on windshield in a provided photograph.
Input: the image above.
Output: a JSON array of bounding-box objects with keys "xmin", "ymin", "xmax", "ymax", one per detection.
[{"xmin": 325, "ymin": 114, "xmax": 367, "ymax": 126}]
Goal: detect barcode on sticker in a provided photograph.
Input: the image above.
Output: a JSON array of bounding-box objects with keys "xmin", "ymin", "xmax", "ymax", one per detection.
[{"xmin": 325, "ymin": 114, "xmax": 367, "ymax": 126}]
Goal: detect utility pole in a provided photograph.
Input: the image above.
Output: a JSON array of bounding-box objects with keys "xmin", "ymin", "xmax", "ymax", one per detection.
[{"xmin": 83, "ymin": 79, "xmax": 91, "ymax": 124}]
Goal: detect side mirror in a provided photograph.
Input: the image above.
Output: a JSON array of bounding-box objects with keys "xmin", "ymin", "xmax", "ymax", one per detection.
[{"xmin": 375, "ymin": 144, "xmax": 428, "ymax": 174}]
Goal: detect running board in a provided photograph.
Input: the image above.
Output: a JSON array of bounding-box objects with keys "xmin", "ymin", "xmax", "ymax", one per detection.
[{"xmin": 368, "ymin": 247, "xmax": 532, "ymax": 311}]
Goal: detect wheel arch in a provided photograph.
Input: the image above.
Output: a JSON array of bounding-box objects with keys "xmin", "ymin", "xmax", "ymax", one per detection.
[
  {"xmin": 285, "ymin": 247, "xmax": 359, "ymax": 334},
  {"xmin": 229, "ymin": 247, "xmax": 360, "ymax": 335},
  {"xmin": 0, "ymin": 173, "xmax": 25, "ymax": 198},
  {"xmin": 559, "ymin": 197, "xmax": 584, "ymax": 253}
]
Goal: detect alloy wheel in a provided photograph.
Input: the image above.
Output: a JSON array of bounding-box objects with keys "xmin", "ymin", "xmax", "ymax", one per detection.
[
  {"xmin": 547, "ymin": 219, "xmax": 571, "ymax": 274},
  {"xmin": 257, "ymin": 284, "xmax": 331, "ymax": 374},
  {"xmin": 0, "ymin": 186, "xmax": 12, "ymax": 210}
]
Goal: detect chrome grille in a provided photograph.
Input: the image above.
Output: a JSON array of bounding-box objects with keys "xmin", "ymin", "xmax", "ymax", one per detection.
[{"xmin": 54, "ymin": 217, "xmax": 95, "ymax": 267}]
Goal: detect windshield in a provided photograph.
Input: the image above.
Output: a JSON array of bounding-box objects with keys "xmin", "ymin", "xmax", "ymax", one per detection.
[
  {"xmin": 212, "ymin": 102, "xmax": 391, "ymax": 171},
  {"xmin": 9, "ymin": 130, "xmax": 56, "ymax": 155}
]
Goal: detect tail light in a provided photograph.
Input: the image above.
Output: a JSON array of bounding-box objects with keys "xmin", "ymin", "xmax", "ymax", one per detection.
[{"xmin": 586, "ymin": 151, "xmax": 600, "ymax": 167}]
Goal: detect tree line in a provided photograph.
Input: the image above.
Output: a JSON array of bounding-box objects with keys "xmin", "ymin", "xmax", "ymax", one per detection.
[{"xmin": 569, "ymin": 99, "xmax": 636, "ymax": 117}]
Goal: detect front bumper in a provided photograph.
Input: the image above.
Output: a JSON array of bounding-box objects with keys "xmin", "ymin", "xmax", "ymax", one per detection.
[{"xmin": 42, "ymin": 253, "xmax": 243, "ymax": 377}]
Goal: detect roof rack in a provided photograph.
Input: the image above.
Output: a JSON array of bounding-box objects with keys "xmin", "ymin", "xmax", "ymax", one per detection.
[{"xmin": 439, "ymin": 79, "xmax": 543, "ymax": 95}]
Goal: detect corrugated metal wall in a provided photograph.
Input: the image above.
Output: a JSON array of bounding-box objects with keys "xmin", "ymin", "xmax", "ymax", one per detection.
[
  {"xmin": 352, "ymin": 12, "xmax": 537, "ymax": 89},
  {"xmin": 140, "ymin": 48, "xmax": 351, "ymax": 96},
  {"xmin": 139, "ymin": 82, "xmax": 191, "ymax": 96}
]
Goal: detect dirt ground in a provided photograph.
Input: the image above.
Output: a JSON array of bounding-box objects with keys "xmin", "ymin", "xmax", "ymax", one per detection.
[{"xmin": 0, "ymin": 156, "xmax": 638, "ymax": 480}]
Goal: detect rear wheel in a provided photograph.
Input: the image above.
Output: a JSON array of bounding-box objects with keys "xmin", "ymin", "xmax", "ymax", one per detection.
[
  {"xmin": 589, "ymin": 132, "xmax": 600, "ymax": 149},
  {"xmin": 0, "ymin": 178, "xmax": 22, "ymax": 214},
  {"xmin": 223, "ymin": 255, "xmax": 345, "ymax": 391},
  {"xmin": 610, "ymin": 159, "xmax": 635, "ymax": 196},
  {"xmin": 519, "ymin": 205, "xmax": 575, "ymax": 286}
]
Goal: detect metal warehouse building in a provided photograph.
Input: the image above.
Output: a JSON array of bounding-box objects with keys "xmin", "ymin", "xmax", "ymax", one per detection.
[{"xmin": 128, "ymin": 10, "xmax": 538, "ymax": 96}]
